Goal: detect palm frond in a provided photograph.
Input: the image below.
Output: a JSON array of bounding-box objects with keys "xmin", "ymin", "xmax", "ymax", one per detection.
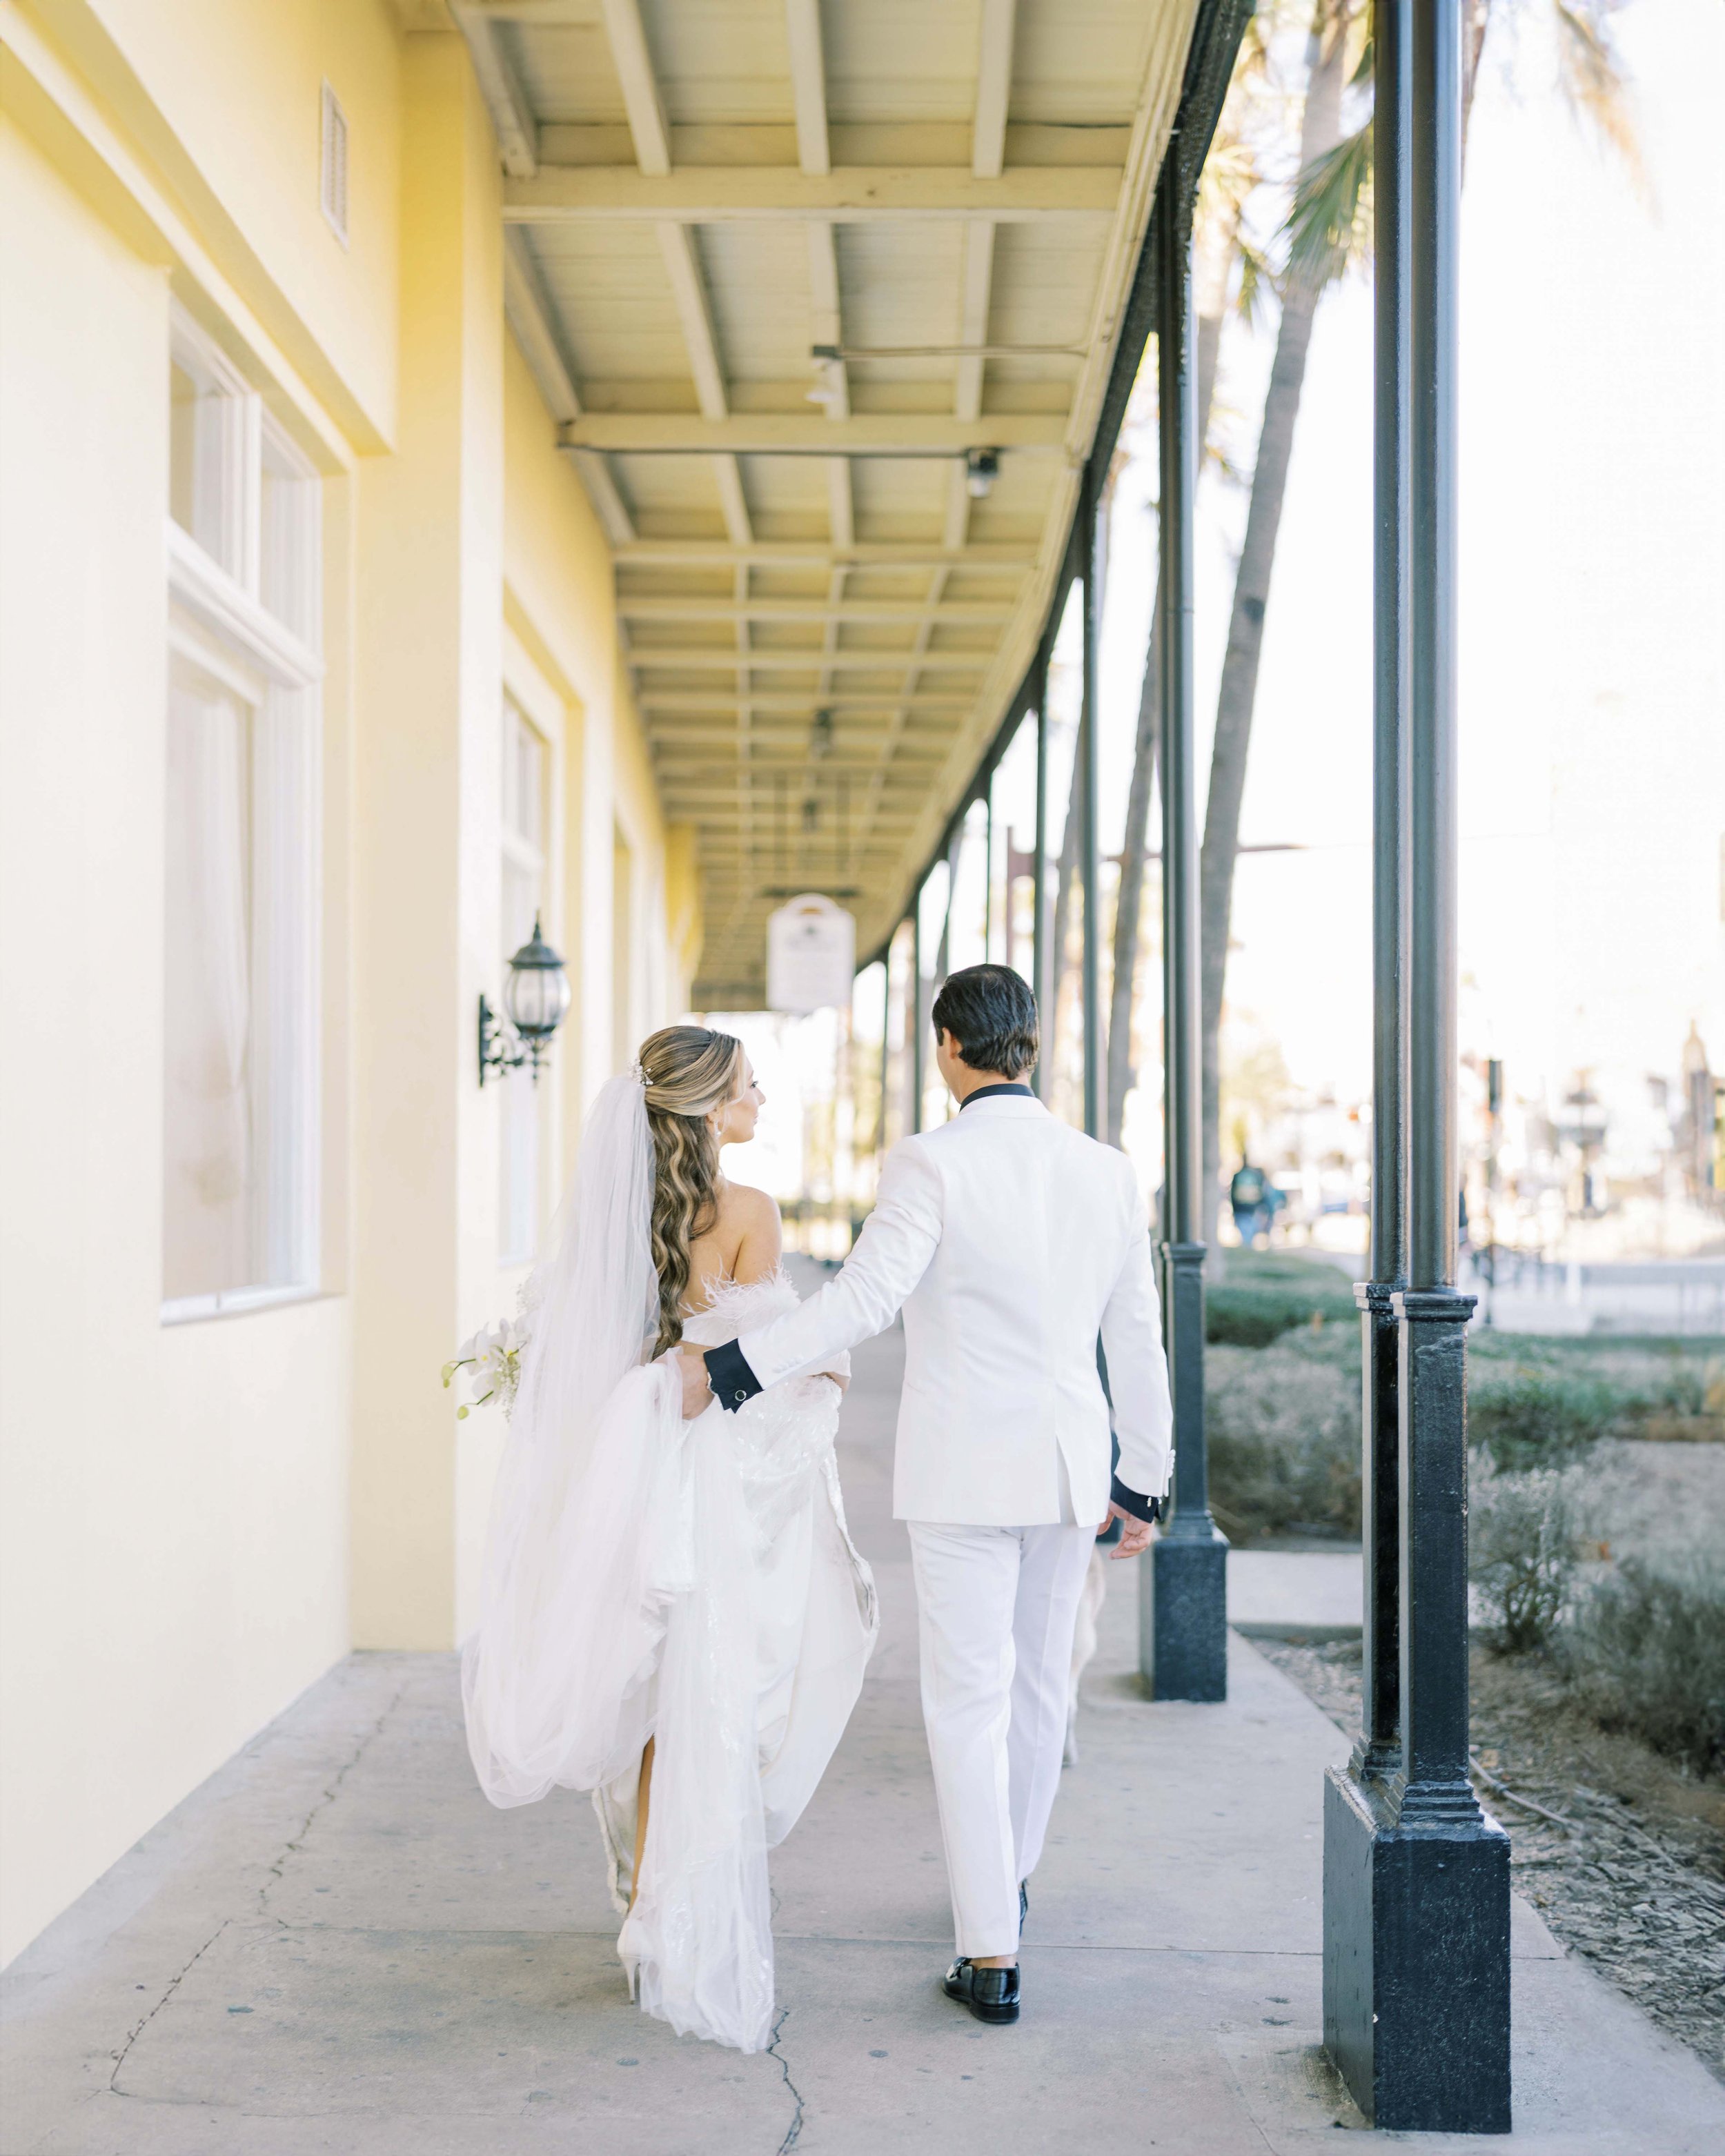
[
  {"xmin": 1552, "ymin": 0, "xmax": 1650, "ymax": 201},
  {"xmin": 1234, "ymin": 239, "xmax": 1275, "ymax": 331},
  {"xmin": 1285, "ymin": 119, "xmax": 1374, "ymax": 297}
]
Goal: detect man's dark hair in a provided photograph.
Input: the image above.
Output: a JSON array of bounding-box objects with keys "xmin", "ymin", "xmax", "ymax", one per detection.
[{"xmin": 931, "ymin": 964, "xmax": 1039, "ymax": 1080}]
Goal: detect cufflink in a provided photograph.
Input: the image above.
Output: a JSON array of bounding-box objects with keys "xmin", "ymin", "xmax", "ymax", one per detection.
[{"xmin": 733, "ymin": 1389, "xmax": 748, "ymax": 1403}]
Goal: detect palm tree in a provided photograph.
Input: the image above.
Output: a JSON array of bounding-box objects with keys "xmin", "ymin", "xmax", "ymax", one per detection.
[
  {"xmin": 1103, "ymin": 0, "xmax": 1639, "ymax": 1179},
  {"xmin": 1190, "ymin": 0, "xmax": 1640, "ymax": 1243},
  {"xmin": 1105, "ymin": 97, "xmax": 1268, "ymax": 1145}
]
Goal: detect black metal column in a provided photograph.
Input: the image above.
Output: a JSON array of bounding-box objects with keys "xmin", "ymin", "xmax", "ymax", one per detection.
[
  {"xmin": 911, "ymin": 898, "xmax": 925, "ymax": 1134},
  {"xmin": 1032, "ymin": 651, "xmax": 1052, "ymax": 1101},
  {"xmin": 1080, "ymin": 470, "xmax": 1103, "ymax": 1138},
  {"xmin": 1323, "ymin": 0, "xmax": 1510, "ymax": 2130},
  {"xmin": 1143, "ymin": 161, "xmax": 1227, "ymax": 1701}
]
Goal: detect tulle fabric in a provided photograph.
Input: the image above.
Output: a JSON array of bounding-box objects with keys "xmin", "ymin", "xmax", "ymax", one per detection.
[
  {"xmin": 462, "ymin": 1072, "xmax": 662, "ymax": 1803},
  {"xmin": 460, "ymin": 1078, "xmax": 876, "ymax": 2053}
]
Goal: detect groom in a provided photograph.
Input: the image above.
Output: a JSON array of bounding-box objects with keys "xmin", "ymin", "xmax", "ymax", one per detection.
[{"xmin": 678, "ymin": 964, "xmax": 1172, "ymax": 2026}]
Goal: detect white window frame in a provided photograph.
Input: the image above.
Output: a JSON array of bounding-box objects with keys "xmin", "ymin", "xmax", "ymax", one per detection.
[
  {"xmin": 163, "ymin": 306, "xmax": 324, "ymax": 1325},
  {"xmin": 497, "ymin": 631, "xmax": 569, "ymax": 1271},
  {"xmin": 499, "ymin": 695, "xmax": 549, "ymax": 1267}
]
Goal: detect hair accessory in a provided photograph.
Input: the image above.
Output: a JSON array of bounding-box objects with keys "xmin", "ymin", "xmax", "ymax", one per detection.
[{"xmin": 630, "ymin": 1060, "xmax": 648, "ymax": 1087}]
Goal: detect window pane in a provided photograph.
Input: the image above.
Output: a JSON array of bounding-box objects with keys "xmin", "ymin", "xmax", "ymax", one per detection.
[
  {"xmin": 169, "ymin": 346, "xmax": 244, "ymax": 574},
  {"xmin": 260, "ymin": 425, "xmax": 319, "ymax": 644},
  {"xmin": 1043, "ymin": 583, "xmax": 1086, "ymax": 1127},
  {"xmin": 500, "ymin": 702, "xmax": 547, "ymax": 1264},
  {"xmin": 164, "ymin": 668, "xmax": 255, "ymax": 1300},
  {"xmin": 989, "ymin": 708, "xmax": 1039, "ymax": 979}
]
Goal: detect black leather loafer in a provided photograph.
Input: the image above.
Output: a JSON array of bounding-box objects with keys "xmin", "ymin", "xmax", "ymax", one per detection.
[{"xmin": 942, "ymin": 1958, "xmax": 1021, "ymax": 2024}]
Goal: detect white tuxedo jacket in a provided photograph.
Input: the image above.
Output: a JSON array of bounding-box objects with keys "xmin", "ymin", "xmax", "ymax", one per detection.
[{"xmin": 734, "ymin": 1091, "xmax": 1173, "ymax": 1528}]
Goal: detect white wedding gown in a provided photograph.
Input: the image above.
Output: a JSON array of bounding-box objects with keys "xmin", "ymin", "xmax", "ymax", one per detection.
[{"xmin": 464, "ymin": 1267, "xmax": 876, "ymax": 2055}]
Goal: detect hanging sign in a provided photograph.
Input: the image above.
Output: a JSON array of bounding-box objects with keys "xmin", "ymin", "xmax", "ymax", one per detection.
[{"xmin": 766, "ymin": 893, "xmax": 856, "ymax": 1013}]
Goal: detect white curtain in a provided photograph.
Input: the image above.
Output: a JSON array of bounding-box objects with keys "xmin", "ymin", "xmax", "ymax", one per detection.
[{"xmin": 164, "ymin": 669, "xmax": 253, "ymax": 1300}]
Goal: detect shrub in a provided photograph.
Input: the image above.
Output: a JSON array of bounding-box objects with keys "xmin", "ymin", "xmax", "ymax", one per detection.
[
  {"xmin": 1566, "ymin": 1557, "xmax": 1725, "ymax": 1778},
  {"xmin": 1468, "ymin": 1367, "xmax": 1626, "ymax": 1472},
  {"xmin": 1208, "ymin": 1289, "xmax": 1342, "ymax": 1347},
  {"xmin": 1205, "ymin": 1339, "xmax": 1361, "ymax": 1541},
  {"xmin": 1470, "ymin": 1467, "xmax": 1585, "ymax": 1655},
  {"xmin": 1207, "ymin": 1256, "xmax": 1359, "ymax": 1348}
]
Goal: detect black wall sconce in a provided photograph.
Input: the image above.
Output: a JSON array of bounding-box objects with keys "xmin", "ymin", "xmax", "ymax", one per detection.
[{"xmin": 478, "ymin": 915, "xmax": 570, "ymax": 1086}]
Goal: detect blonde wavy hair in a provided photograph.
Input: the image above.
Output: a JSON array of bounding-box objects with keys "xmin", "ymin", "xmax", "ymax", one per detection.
[{"xmin": 638, "ymin": 1025, "xmax": 747, "ymax": 1357}]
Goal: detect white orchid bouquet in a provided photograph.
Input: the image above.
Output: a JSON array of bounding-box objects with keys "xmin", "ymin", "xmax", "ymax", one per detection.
[{"xmin": 442, "ymin": 1316, "xmax": 529, "ymax": 1419}]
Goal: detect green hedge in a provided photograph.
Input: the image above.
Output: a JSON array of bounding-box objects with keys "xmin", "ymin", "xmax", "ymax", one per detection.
[
  {"xmin": 1205, "ymin": 1254, "xmax": 1359, "ymax": 1347},
  {"xmin": 1567, "ymin": 1557, "xmax": 1725, "ymax": 1777},
  {"xmin": 1468, "ymin": 1368, "xmax": 1626, "ymax": 1472},
  {"xmin": 1205, "ymin": 1335, "xmax": 1361, "ymax": 1541}
]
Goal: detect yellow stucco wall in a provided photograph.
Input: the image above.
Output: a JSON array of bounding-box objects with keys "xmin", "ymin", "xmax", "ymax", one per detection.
[
  {"xmin": 0, "ymin": 10, "xmax": 696, "ymax": 1966},
  {"xmin": 46, "ymin": 0, "xmax": 404, "ymax": 448},
  {"xmin": 0, "ymin": 111, "xmax": 353, "ymax": 1970}
]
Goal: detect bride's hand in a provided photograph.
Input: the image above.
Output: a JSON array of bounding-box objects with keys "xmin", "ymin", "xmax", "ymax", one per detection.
[{"xmin": 674, "ymin": 1342, "xmax": 713, "ymax": 1419}]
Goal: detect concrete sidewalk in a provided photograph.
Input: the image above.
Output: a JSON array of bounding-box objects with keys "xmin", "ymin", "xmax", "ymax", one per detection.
[{"xmin": 5, "ymin": 1320, "xmax": 1721, "ymax": 2154}]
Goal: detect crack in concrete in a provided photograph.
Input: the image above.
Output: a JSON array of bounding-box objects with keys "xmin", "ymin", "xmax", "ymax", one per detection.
[
  {"xmin": 108, "ymin": 1917, "xmax": 232, "ymax": 2091},
  {"xmin": 767, "ymin": 2004, "xmax": 806, "ymax": 2153},
  {"xmin": 259, "ymin": 1677, "xmax": 411, "ymax": 1913}
]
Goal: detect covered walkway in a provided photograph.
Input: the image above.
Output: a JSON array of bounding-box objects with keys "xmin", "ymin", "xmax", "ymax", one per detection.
[{"xmin": 5, "ymin": 1294, "xmax": 1717, "ymax": 2155}]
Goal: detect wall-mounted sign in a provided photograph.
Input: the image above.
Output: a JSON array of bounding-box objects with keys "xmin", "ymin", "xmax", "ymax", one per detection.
[{"xmin": 766, "ymin": 893, "xmax": 856, "ymax": 1013}]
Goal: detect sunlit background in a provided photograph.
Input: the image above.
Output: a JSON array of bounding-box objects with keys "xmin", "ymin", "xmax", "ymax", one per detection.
[{"xmin": 715, "ymin": 0, "xmax": 1724, "ymax": 1316}]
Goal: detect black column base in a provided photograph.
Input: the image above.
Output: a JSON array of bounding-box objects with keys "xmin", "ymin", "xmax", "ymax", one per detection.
[
  {"xmin": 1324, "ymin": 1765, "xmax": 1512, "ymax": 2133},
  {"xmin": 1143, "ymin": 1531, "xmax": 1228, "ymax": 1700},
  {"xmin": 1142, "ymin": 1238, "xmax": 1228, "ymax": 1700},
  {"xmin": 1352, "ymin": 1280, "xmax": 1402, "ymax": 1781}
]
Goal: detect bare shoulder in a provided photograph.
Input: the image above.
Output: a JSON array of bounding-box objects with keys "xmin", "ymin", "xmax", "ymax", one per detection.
[{"xmin": 716, "ymin": 1178, "xmax": 782, "ymax": 1243}]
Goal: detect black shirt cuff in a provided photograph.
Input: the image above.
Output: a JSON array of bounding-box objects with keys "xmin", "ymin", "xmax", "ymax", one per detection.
[
  {"xmin": 1110, "ymin": 1474, "xmax": 1163, "ymax": 1525},
  {"xmin": 704, "ymin": 1337, "xmax": 764, "ymax": 1412}
]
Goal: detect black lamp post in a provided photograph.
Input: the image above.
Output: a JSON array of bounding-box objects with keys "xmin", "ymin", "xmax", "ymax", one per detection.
[
  {"xmin": 478, "ymin": 915, "xmax": 571, "ymax": 1086},
  {"xmin": 1323, "ymin": 0, "xmax": 1512, "ymax": 2130}
]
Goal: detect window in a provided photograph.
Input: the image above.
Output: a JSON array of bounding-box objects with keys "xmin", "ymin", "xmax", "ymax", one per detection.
[
  {"xmin": 320, "ymin": 81, "xmax": 349, "ymax": 247},
  {"xmin": 163, "ymin": 308, "xmax": 322, "ymax": 1322},
  {"xmin": 170, "ymin": 330, "xmax": 257, "ymax": 581},
  {"xmin": 500, "ymin": 700, "xmax": 548, "ymax": 1264},
  {"xmin": 613, "ymin": 825, "xmax": 634, "ymax": 1074}
]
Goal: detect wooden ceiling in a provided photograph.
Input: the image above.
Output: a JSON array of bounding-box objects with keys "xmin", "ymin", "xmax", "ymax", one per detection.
[{"xmin": 455, "ymin": 0, "xmax": 1201, "ymax": 1002}]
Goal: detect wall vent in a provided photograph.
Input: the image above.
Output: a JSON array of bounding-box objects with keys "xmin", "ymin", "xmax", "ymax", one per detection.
[{"xmin": 320, "ymin": 81, "xmax": 349, "ymax": 247}]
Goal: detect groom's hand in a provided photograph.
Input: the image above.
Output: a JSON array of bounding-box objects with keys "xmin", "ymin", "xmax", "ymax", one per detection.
[
  {"xmin": 676, "ymin": 1343, "xmax": 713, "ymax": 1419},
  {"xmin": 1100, "ymin": 1502, "xmax": 1155, "ymax": 1560}
]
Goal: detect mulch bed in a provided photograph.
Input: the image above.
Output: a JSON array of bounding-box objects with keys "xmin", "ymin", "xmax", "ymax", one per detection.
[{"xmin": 1257, "ymin": 1636, "xmax": 1725, "ymax": 2079}]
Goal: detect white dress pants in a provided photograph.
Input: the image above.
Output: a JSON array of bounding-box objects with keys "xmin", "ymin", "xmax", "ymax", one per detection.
[{"xmin": 907, "ymin": 1514, "xmax": 1097, "ymax": 1959}]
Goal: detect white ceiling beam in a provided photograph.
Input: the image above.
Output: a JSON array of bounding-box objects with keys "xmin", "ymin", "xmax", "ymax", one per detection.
[
  {"xmin": 953, "ymin": 219, "xmax": 998, "ymax": 425},
  {"xmin": 826, "ymin": 462, "xmax": 854, "ymax": 551},
  {"xmin": 806, "ymin": 227, "xmax": 849, "ymax": 422},
  {"xmin": 500, "ymin": 225, "xmax": 638, "ymax": 546},
  {"xmin": 502, "ymin": 167, "xmax": 1121, "ymax": 221},
  {"xmin": 784, "ymin": 0, "xmax": 830, "ymax": 177},
  {"xmin": 626, "ymin": 649, "xmax": 993, "ymax": 673},
  {"xmin": 455, "ymin": 6, "xmax": 540, "ymax": 177},
  {"xmin": 502, "ymin": 230, "xmax": 580, "ymax": 422},
  {"xmin": 620, "ymin": 598, "xmax": 1014, "ymax": 624},
  {"xmin": 599, "ymin": 0, "xmax": 671, "ymax": 176},
  {"xmin": 656, "ymin": 224, "xmax": 728, "ymax": 419},
  {"xmin": 463, "ymin": 2, "xmax": 593, "ymax": 21},
  {"xmin": 644, "ymin": 693, "xmax": 972, "ymax": 715},
  {"xmin": 713, "ymin": 457, "xmax": 753, "ymax": 546},
  {"xmin": 614, "ymin": 541, "xmax": 1034, "ymax": 568},
  {"xmin": 973, "ymin": 0, "xmax": 1017, "ymax": 179},
  {"xmin": 568, "ymin": 450, "xmax": 636, "ymax": 545},
  {"xmin": 561, "ymin": 413, "xmax": 1062, "ymax": 455}
]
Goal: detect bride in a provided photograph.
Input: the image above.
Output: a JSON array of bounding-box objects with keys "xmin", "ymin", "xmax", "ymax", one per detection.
[{"xmin": 462, "ymin": 1025, "xmax": 877, "ymax": 2053}]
